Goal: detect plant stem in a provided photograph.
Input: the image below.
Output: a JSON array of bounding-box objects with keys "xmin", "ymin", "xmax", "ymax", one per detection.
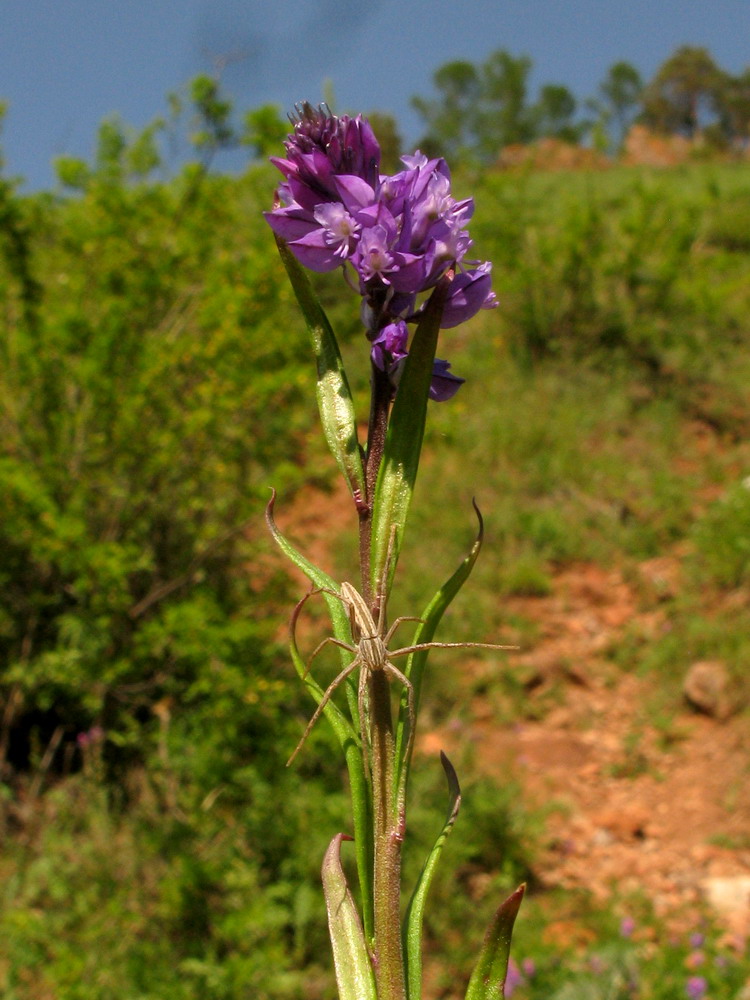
[
  {"xmin": 370, "ymin": 668, "xmax": 407, "ymax": 1000},
  {"xmin": 360, "ymin": 358, "xmax": 406, "ymax": 998},
  {"xmin": 360, "ymin": 362, "xmax": 391, "ymax": 605}
]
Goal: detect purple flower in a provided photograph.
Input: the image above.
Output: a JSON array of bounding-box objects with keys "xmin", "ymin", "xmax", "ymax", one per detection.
[
  {"xmin": 266, "ymin": 105, "xmax": 498, "ymax": 401},
  {"xmin": 76, "ymin": 725, "xmax": 104, "ymax": 748},
  {"xmin": 264, "ymin": 104, "xmax": 380, "ymax": 271},
  {"xmin": 440, "ymin": 262, "xmax": 498, "ymax": 329},
  {"xmin": 686, "ymin": 975, "xmax": 707, "ymax": 1000},
  {"xmin": 355, "ymin": 225, "xmax": 399, "ymax": 285},
  {"xmin": 371, "ymin": 321, "xmax": 409, "ymax": 373},
  {"xmin": 371, "ymin": 324, "xmax": 464, "ymax": 401},
  {"xmin": 271, "ymin": 101, "xmax": 380, "ymax": 198},
  {"xmin": 428, "ymin": 358, "xmax": 465, "ymax": 401}
]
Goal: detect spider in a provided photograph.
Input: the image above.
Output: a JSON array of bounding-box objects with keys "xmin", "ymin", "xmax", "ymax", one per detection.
[{"xmin": 287, "ymin": 579, "xmax": 515, "ymax": 765}]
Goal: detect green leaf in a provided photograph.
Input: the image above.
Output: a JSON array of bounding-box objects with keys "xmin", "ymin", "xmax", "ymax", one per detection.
[
  {"xmin": 266, "ymin": 490, "xmax": 375, "ymax": 941},
  {"xmin": 370, "ymin": 275, "xmax": 451, "ymax": 597},
  {"xmin": 287, "ymin": 593, "xmax": 358, "ymax": 755},
  {"xmin": 403, "ymin": 752, "xmax": 462, "ymax": 1000},
  {"xmin": 265, "ymin": 489, "xmax": 349, "ymax": 638},
  {"xmin": 274, "ymin": 236, "xmax": 365, "ymax": 505},
  {"xmin": 322, "ymin": 834, "xmax": 377, "ymax": 1000},
  {"xmin": 265, "ymin": 490, "xmax": 359, "ymax": 738},
  {"xmin": 464, "ymin": 885, "xmax": 525, "ymax": 1000},
  {"xmin": 394, "ymin": 502, "xmax": 484, "ymax": 776}
]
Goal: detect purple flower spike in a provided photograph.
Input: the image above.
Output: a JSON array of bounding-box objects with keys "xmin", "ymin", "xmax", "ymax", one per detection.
[
  {"xmin": 274, "ymin": 102, "xmax": 381, "ymax": 196},
  {"xmin": 266, "ymin": 104, "xmax": 498, "ymax": 402}
]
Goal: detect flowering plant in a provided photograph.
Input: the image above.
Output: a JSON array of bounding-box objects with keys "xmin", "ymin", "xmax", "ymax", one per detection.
[{"xmin": 265, "ymin": 103, "xmax": 522, "ymax": 1000}]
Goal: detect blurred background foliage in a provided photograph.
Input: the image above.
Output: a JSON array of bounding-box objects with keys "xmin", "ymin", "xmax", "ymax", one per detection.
[{"xmin": 1, "ymin": 57, "xmax": 750, "ymax": 998}]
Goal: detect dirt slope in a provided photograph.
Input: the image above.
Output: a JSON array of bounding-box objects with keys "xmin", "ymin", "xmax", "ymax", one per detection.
[{"xmin": 420, "ymin": 561, "xmax": 750, "ymax": 939}]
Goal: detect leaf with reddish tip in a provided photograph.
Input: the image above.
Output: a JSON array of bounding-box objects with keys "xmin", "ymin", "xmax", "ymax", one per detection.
[
  {"xmin": 394, "ymin": 500, "xmax": 484, "ymax": 779},
  {"xmin": 322, "ymin": 834, "xmax": 377, "ymax": 1000},
  {"xmin": 403, "ymin": 752, "xmax": 462, "ymax": 1000},
  {"xmin": 464, "ymin": 884, "xmax": 525, "ymax": 1000},
  {"xmin": 265, "ymin": 489, "xmax": 349, "ymax": 643}
]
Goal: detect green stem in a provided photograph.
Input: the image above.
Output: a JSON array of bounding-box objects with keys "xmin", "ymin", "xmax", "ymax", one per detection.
[
  {"xmin": 360, "ymin": 362, "xmax": 391, "ymax": 605},
  {"xmin": 362, "ymin": 359, "xmax": 406, "ymax": 998},
  {"xmin": 370, "ymin": 669, "xmax": 406, "ymax": 1000}
]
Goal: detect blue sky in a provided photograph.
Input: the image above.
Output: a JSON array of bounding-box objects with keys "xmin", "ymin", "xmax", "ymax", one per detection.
[{"xmin": 1, "ymin": 0, "xmax": 749, "ymax": 190}]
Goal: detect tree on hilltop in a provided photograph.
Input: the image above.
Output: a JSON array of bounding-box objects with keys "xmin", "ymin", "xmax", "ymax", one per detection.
[
  {"xmin": 641, "ymin": 46, "xmax": 724, "ymax": 138},
  {"xmin": 532, "ymin": 83, "xmax": 586, "ymax": 144},
  {"xmin": 410, "ymin": 59, "xmax": 482, "ymax": 160},
  {"xmin": 412, "ymin": 49, "xmax": 586, "ymax": 162},
  {"xmin": 474, "ymin": 49, "xmax": 536, "ymax": 157},
  {"xmin": 716, "ymin": 67, "xmax": 750, "ymax": 147},
  {"xmin": 587, "ymin": 61, "xmax": 643, "ymax": 151}
]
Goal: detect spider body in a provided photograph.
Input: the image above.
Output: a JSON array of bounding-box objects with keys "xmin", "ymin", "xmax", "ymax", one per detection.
[
  {"xmin": 340, "ymin": 582, "xmax": 388, "ymax": 669},
  {"xmin": 286, "ymin": 580, "xmax": 515, "ymax": 766}
]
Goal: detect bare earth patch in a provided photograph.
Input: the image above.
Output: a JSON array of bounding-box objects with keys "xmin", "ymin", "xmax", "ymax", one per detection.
[{"xmin": 419, "ymin": 561, "xmax": 750, "ymax": 939}]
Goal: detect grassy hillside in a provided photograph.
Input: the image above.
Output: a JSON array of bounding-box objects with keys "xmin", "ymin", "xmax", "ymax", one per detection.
[{"xmin": 1, "ymin": 148, "xmax": 750, "ymax": 998}]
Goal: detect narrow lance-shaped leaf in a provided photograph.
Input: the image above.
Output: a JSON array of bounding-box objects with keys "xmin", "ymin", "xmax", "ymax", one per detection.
[
  {"xmin": 274, "ymin": 236, "xmax": 366, "ymax": 505},
  {"xmin": 266, "ymin": 490, "xmax": 376, "ymax": 940},
  {"xmin": 394, "ymin": 501, "xmax": 485, "ymax": 780},
  {"xmin": 265, "ymin": 490, "xmax": 350, "ymax": 646},
  {"xmin": 266, "ymin": 490, "xmax": 360, "ymax": 727},
  {"xmin": 464, "ymin": 885, "xmax": 526, "ymax": 1000},
  {"xmin": 322, "ymin": 834, "xmax": 377, "ymax": 1000},
  {"xmin": 369, "ymin": 274, "xmax": 452, "ymax": 597},
  {"xmin": 403, "ymin": 753, "xmax": 462, "ymax": 1000},
  {"xmin": 287, "ymin": 591, "xmax": 357, "ymax": 752}
]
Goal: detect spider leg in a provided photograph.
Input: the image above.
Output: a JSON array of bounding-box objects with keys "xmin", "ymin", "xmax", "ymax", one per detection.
[
  {"xmin": 383, "ymin": 616, "xmax": 424, "ymax": 645},
  {"xmin": 389, "ymin": 640, "xmax": 517, "ymax": 657},
  {"xmin": 287, "ymin": 656, "xmax": 361, "ymax": 766},
  {"xmin": 383, "ymin": 660, "xmax": 416, "ymax": 746},
  {"xmin": 357, "ymin": 663, "xmax": 371, "ymax": 762},
  {"xmin": 290, "ymin": 585, "xmax": 351, "ymax": 669},
  {"xmin": 373, "ymin": 524, "xmax": 399, "ymax": 633},
  {"xmin": 289, "ymin": 587, "xmax": 320, "ymax": 662},
  {"xmin": 303, "ymin": 636, "xmax": 357, "ymax": 679}
]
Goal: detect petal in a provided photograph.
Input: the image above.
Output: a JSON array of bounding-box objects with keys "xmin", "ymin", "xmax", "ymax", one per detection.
[
  {"xmin": 288, "ymin": 230, "xmax": 345, "ymax": 272},
  {"xmin": 429, "ymin": 358, "xmax": 465, "ymax": 401},
  {"xmin": 334, "ymin": 174, "xmax": 377, "ymax": 212},
  {"xmin": 264, "ymin": 210, "xmax": 317, "ymax": 243},
  {"xmin": 440, "ymin": 264, "xmax": 497, "ymax": 329}
]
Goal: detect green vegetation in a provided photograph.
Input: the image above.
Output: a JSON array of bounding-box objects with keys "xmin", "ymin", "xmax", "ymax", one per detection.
[{"xmin": 2, "ymin": 92, "xmax": 750, "ymax": 997}]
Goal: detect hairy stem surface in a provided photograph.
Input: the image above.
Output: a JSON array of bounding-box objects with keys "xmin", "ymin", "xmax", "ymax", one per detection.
[{"xmin": 369, "ymin": 669, "xmax": 406, "ymax": 1000}]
